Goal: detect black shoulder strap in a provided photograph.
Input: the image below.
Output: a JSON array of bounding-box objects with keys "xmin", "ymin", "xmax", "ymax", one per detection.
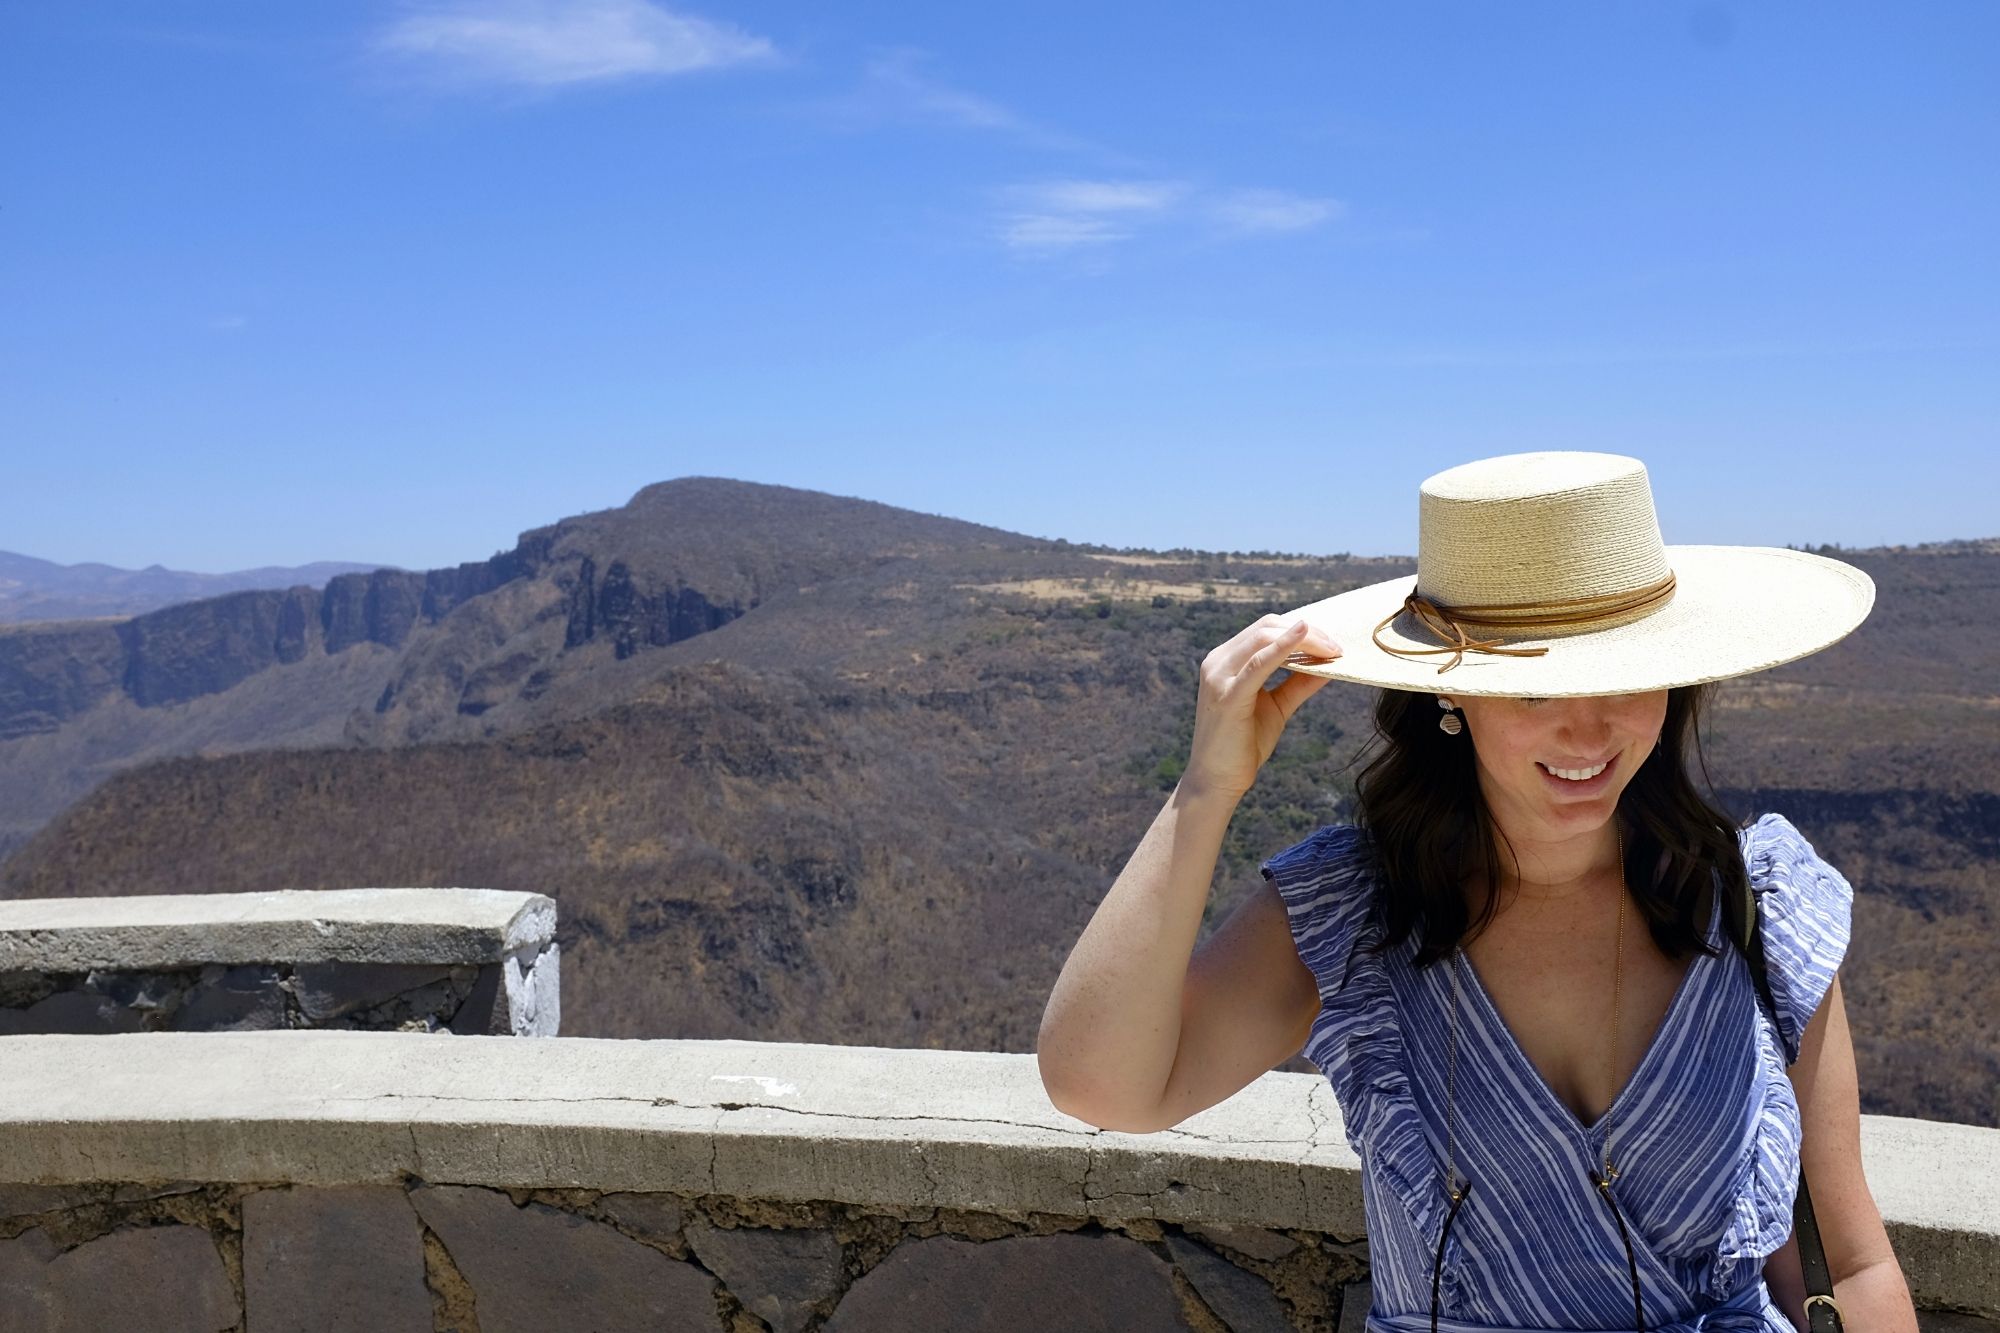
[{"xmin": 1722, "ymin": 863, "xmax": 1846, "ymax": 1332}]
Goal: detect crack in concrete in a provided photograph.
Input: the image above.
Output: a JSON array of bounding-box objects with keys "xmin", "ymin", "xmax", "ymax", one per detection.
[
  {"xmin": 313, "ymin": 1091, "xmax": 1337, "ymax": 1229},
  {"xmin": 1304, "ymin": 1089, "xmax": 1332, "ymax": 1152},
  {"xmin": 348, "ymin": 1091, "xmax": 1142, "ymax": 1140},
  {"xmin": 1287, "ymin": 1091, "xmax": 1333, "ymax": 1231},
  {"xmin": 352, "ymin": 1089, "xmax": 1316, "ymax": 1159},
  {"xmin": 1082, "ymin": 1179, "xmax": 1224, "ymax": 1204},
  {"xmin": 355, "ymin": 1092, "xmax": 678, "ymax": 1108},
  {"xmin": 912, "ymin": 1146, "xmax": 940, "ymax": 1207}
]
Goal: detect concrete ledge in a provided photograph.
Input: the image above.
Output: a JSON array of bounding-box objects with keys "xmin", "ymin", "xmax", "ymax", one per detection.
[
  {"xmin": 0, "ymin": 1029, "xmax": 1356, "ymax": 1229},
  {"xmin": 0, "ymin": 1030, "xmax": 1993, "ymax": 1318},
  {"xmin": 0, "ymin": 888, "xmax": 554, "ymax": 968}
]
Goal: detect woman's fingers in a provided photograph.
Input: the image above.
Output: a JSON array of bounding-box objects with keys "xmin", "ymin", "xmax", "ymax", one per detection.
[
  {"xmin": 1186, "ymin": 617, "xmax": 1344, "ymax": 800},
  {"xmin": 1252, "ymin": 619, "xmax": 1342, "ymax": 684},
  {"xmin": 1265, "ymin": 662, "xmax": 1335, "ymax": 723},
  {"xmin": 1212, "ymin": 615, "xmax": 1339, "ymax": 684},
  {"xmin": 1207, "ymin": 614, "xmax": 1287, "ymax": 678}
]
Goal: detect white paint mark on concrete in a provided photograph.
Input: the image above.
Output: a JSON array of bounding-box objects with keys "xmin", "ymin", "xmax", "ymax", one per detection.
[{"xmin": 708, "ymin": 1075, "xmax": 798, "ymax": 1097}]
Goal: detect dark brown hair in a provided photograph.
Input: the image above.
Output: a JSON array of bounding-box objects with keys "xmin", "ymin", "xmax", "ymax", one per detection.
[{"xmin": 1352, "ymin": 682, "xmax": 1747, "ymax": 970}]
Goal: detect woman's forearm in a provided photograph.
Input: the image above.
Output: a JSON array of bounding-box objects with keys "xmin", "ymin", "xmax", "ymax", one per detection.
[
  {"xmin": 1036, "ymin": 777, "xmax": 1242, "ymax": 1130},
  {"xmin": 1826, "ymin": 1255, "xmax": 1918, "ymax": 1333}
]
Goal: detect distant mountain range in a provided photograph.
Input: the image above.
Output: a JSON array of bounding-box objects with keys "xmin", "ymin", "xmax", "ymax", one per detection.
[
  {"xmin": 0, "ymin": 550, "xmax": 394, "ymax": 625},
  {"xmin": 0, "ymin": 478, "xmax": 1993, "ymax": 1130}
]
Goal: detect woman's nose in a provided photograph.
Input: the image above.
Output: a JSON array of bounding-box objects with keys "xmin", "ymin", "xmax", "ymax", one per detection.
[{"xmin": 1555, "ymin": 701, "xmax": 1616, "ymax": 744}]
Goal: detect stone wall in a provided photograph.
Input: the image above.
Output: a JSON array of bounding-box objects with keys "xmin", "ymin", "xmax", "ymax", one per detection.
[
  {"xmin": 0, "ymin": 888, "xmax": 558, "ymax": 1036},
  {"xmin": 3, "ymin": 1029, "xmax": 1995, "ymax": 1333},
  {"xmin": 0, "ymin": 1180, "xmax": 1372, "ymax": 1333}
]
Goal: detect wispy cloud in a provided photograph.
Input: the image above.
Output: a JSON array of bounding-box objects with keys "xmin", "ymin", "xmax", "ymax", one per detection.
[
  {"xmin": 996, "ymin": 178, "xmax": 1188, "ymax": 253},
  {"xmin": 1019, "ymin": 180, "xmax": 1187, "ymax": 214},
  {"xmin": 862, "ymin": 49, "xmax": 1024, "ymax": 133},
  {"xmin": 374, "ymin": 0, "xmax": 776, "ymax": 91},
  {"xmin": 1210, "ymin": 188, "xmax": 1345, "ymax": 234},
  {"xmin": 995, "ymin": 178, "xmax": 1342, "ymax": 257},
  {"xmin": 999, "ymin": 215, "xmax": 1131, "ymax": 254},
  {"xmin": 805, "ymin": 49, "xmax": 1097, "ymax": 154}
]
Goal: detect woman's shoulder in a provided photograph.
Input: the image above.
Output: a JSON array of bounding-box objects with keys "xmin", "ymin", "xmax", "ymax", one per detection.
[
  {"xmin": 1736, "ymin": 810, "xmax": 1855, "ymax": 919},
  {"xmin": 1258, "ymin": 823, "xmax": 1380, "ymax": 977},
  {"xmin": 1736, "ymin": 811, "xmax": 1855, "ymax": 1064},
  {"xmin": 1259, "ymin": 823, "xmax": 1376, "ymax": 919},
  {"xmin": 1258, "ymin": 821, "xmax": 1372, "ymax": 887},
  {"xmin": 1257, "ymin": 822, "xmax": 1443, "ymax": 1282}
]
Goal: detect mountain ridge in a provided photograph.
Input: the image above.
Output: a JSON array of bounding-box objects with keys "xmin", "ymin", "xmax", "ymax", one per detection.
[
  {"xmin": 0, "ymin": 549, "xmax": 393, "ymax": 626},
  {"xmin": 0, "ymin": 476, "xmax": 1047, "ymax": 741},
  {"xmin": 1, "ymin": 479, "xmax": 1994, "ymax": 1129}
]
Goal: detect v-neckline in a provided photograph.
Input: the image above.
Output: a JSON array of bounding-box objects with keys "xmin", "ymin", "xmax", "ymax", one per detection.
[{"xmin": 1448, "ymin": 882, "xmax": 1721, "ymax": 1140}]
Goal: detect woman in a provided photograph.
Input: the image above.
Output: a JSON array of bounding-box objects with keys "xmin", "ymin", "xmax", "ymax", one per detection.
[{"xmin": 1038, "ymin": 453, "xmax": 1917, "ymax": 1332}]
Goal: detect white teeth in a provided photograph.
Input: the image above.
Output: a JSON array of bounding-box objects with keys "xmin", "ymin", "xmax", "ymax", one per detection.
[{"xmin": 1544, "ymin": 761, "xmax": 1608, "ymax": 781}]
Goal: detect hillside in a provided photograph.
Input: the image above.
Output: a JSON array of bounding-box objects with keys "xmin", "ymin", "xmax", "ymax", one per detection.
[
  {"xmin": 0, "ymin": 550, "xmax": 390, "ymax": 625},
  {"xmin": 0, "ymin": 477, "xmax": 1043, "ymax": 859},
  {"xmin": 1, "ymin": 482, "xmax": 1993, "ymax": 1128}
]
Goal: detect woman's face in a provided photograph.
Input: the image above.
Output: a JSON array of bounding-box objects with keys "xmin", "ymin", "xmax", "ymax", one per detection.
[{"xmin": 1452, "ymin": 690, "xmax": 1669, "ymax": 843}]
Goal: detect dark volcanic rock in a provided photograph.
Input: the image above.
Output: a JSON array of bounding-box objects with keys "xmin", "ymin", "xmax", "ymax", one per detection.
[
  {"xmin": 320, "ymin": 568, "xmax": 426, "ymax": 654},
  {"xmin": 118, "ymin": 588, "xmax": 298, "ymax": 707},
  {"xmin": 684, "ymin": 1219, "xmax": 845, "ymax": 1333},
  {"xmin": 242, "ymin": 1186, "xmax": 431, "ymax": 1332},
  {"xmin": 409, "ymin": 1183, "xmax": 722, "ymax": 1333},
  {"xmin": 0, "ymin": 620, "xmax": 127, "ymax": 740},
  {"xmin": 824, "ymin": 1232, "xmax": 1193, "ymax": 1333},
  {"xmin": 274, "ymin": 585, "xmax": 316, "ymax": 664},
  {"xmin": 1165, "ymin": 1233, "xmax": 1294, "ymax": 1333},
  {"xmin": 563, "ymin": 556, "xmax": 749, "ymax": 658},
  {"xmin": 17, "ymin": 1223, "xmax": 237, "ymax": 1333}
]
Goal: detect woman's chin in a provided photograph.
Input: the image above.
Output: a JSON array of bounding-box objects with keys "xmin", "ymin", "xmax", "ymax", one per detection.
[{"xmin": 1533, "ymin": 780, "xmax": 1630, "ymax": 825}]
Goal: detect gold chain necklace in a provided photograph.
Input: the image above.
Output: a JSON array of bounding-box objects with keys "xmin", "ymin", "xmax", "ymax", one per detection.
[
  {"xmin": 1436, "ymin": 824, "xmax": 1645, "ymax": 1333},
  {"xmin": 1443, "ymin": 825, "xmax": 1625, "ymax": 1191},
  {"xmin": 1604, "ymin": 823, "xmax": 1625, "ymax": 1180}
]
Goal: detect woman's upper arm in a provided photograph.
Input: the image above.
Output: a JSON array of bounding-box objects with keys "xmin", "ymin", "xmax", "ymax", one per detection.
[
  {"xmin": 1787, "ymin": 973, "xmax": 1902, "ymax": 1284},
  {"xmin": 1150, "ymin": 878, "xmax": 1320, "ymax": 1131}
]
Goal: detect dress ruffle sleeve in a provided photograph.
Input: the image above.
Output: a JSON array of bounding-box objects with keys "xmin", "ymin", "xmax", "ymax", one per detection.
[
  {"xmin": 1259, "ymin": 824, "xmax": 1377, "ymax": 1077},
  {"xmin": 1261, "ymin": 824, "xmax": 1469, "ymax": 1311},
  {"xmin": 1704, "ymin": 812, "xmax": 1858, "ymax": 1300},
  {"xmin": 1742, "ymin": 812, "xmax": 1855, "ymax": 1065}
]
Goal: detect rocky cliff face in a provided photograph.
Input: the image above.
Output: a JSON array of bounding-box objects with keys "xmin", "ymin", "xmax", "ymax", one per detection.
[
  {"xmin": 0, "ymin": 621, "xmax": 126, "ymax": 742},
  {"xmin": 0, "ymin": 559, "xmax": 534, "ymax": 737},
  {"xmin": 0, "ymin": 478, "xmax": 1037, "ymax": 747},
  {"xmin": 0, "ymin": 477, "xmax": 1047, "ymax": 829},
  {"xmin": 562, "ymin": 557, "xmax": 749, "ymax": 660}
]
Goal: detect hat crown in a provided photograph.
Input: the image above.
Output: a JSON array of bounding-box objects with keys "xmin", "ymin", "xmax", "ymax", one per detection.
[{"xmin": 1416, "ymin": 452, "xmax": 1670, "ymax": 622}]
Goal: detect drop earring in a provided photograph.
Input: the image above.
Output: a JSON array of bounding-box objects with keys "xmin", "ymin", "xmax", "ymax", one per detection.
[{"xmin": 1437, "ymin": 695, "xmax": 1463, "ymax": 736}]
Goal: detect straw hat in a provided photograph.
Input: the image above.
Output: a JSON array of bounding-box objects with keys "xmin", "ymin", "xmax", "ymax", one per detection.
[{"xmin": 1275, "ymin": 451, "xmax": 1874, "ymax": 697}]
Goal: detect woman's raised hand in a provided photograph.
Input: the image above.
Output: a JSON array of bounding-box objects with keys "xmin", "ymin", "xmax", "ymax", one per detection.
[{"xmin": 1182, "ymin": 615, "xmax": 1343, "ymax": 801}]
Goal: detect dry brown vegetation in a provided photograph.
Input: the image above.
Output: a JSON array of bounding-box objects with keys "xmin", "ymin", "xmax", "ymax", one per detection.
[{"xmin": 1, "ymin": 482, "xmax": 1993, "ymax": 1128}]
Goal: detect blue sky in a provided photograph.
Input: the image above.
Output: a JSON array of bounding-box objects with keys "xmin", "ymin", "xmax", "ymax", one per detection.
[{"xmin": 4, "ymin": 2, "xmax": 1995, "ymax": 572}]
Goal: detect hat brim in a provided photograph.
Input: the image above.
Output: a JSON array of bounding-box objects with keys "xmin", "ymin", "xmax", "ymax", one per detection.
[{"xmin": 1275, "ymin": 546, "xmax": 1874, "ymax": 697}]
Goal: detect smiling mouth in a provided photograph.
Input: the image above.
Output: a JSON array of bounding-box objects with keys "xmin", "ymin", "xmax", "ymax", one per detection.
[{"xmin": 1538, "ymin": 758, "xmax": 1612, "ymax": 782}]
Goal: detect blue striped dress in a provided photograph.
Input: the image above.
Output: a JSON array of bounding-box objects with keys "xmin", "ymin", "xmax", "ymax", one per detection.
[{"xmin": 1260, "ymin": 812, "xmax": 1853, "ymax": 1333}]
